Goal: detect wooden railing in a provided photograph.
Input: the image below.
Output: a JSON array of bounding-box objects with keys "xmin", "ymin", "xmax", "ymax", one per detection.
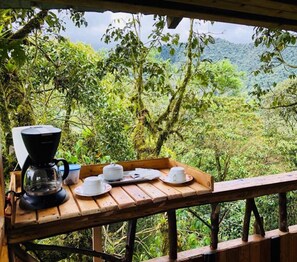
[{"xmin": 147, "ymin": 171, "xmax": 297, "ymax": 262}]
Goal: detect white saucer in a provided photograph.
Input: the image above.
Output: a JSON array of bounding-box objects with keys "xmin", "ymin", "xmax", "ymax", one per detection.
[
  {"xmin": 159, "ymin": 174, "xmax": 193, "ymax": 185},
  {"xmin": 74, "ymin": 183, "xmax": 112, "ymax": 197}
]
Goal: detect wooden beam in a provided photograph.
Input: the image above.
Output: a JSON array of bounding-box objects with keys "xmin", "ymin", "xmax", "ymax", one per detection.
[
  {"xmin": 124, "ymin": 219, "xmax": 137, "ymax": 262},
  {"xmin": 92, "ymin": 227, "xmax": 103, "ymax": 262},
  {"xmin": 242, "ymin": 198, "xmax": 265, "ymax": 242},
  {"xmin": 167, "ymin": 209, "xmax": 177, "ymax": 259},
  {"xmin": 279, "ymin": 192, "xmax": 288, "ymax": 232},
  {"xmin": 0, "ymin": 143, "xmax": 5, "ymax": 217},
  {"xmin": 0, "ymin": 143, "xmax": 6, "ymax": 258},
  {"xmin": 210, "ymin": 203, "xmax": 220, "ymax": 250},
  {"xmin": 167, "ymin": 16, "xmax": 183, "ymax": 29},
  {"xmin": 2, "ymin": 0, "xmax": 297, "ymax": 31},
  {"xmin": 242, "ymin": 199, "xmax": 252, "ymax": 242},
  {"xmin": 250, "ymin": 198, "xmax": 265, "ymax": 237},
  {"xmin": 22, "ymin": 242, "xmax": 122, "ymax": 262}
]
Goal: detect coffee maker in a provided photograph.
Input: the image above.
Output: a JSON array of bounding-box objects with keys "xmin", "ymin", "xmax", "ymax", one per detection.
[{"xmin": 20, "ymin": 126, "xmax": 69, "ymax": 210}]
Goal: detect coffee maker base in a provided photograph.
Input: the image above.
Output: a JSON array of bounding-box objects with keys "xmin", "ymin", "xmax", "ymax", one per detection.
[{"xmin": 20, "ymin": 188, "xmax": 69, "ymax": 210}]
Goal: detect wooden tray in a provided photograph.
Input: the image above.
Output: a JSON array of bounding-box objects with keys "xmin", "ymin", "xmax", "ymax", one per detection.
[{"xmin": 101, "ymin": 170, "xmax": 161, "ymax": 186}]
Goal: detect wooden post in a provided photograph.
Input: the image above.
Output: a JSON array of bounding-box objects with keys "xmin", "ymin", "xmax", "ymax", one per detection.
[
  {"xmin": 243, "ymin": 198, "xmax": 265, "ymax": 242},
  {"xmin": 0, "ymin": 144, "xmax": 8, "ymax": 261},
  {"xmin": 250, "ymin": 198, "xmax": 265, "ymax": 237},
  {"xmin": 92, "ymin": 227, "xmax": 103, "ymax": 262},
  {"xmin": 124, "ymin": 219, "xmax": 137, "ymax": 262},
  {"xmin": 166, "ymin": 17, "xmax": 183, "ymax": 29},
  {"xmin": 279, "ymin": 192, "xmax": 288, "ymax": 232},
  {"xmin": 167, "ymin": 209, "xmax": 178, "ymax": 260},
  {"xmin": 242, "ymin": 199, "xmax": 253, "ymax": 242},
  {"xmin": 0, "ymin": 145, "xmax": 4, "ymax": 217},
  {"xmin": 210, "ymin": 203, "xmax": 220, "ymax": 250}
]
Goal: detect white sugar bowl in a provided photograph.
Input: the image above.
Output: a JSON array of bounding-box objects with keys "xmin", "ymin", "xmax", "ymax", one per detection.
[{"xmin": 103, "ymin": 163, "xmax": 124, "ymax": 181}]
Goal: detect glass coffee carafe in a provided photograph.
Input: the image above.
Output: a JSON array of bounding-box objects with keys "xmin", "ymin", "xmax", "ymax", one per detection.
[{"xmin": 23, "ymin": 159, "xmax": 68, "ymax": 196}]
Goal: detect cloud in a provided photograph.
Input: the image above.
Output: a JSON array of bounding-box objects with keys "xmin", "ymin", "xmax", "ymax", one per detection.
[{"xmin": 60, "ymin": 11, "xmax": 254, "ymax": 49}]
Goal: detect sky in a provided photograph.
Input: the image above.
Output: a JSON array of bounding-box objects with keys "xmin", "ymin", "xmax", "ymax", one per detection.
[{"xmin": 59, "ymin": 11, "xmax": 255, "ymax": 50}]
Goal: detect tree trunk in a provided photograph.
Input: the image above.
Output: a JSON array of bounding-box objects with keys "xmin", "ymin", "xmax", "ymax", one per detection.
[
  {"xmin": 0, "ymin": 84, "xmax": 12, "ymax": 157},
  {"xmin": 63, "ymin": 93, "xmax": 72, "ymax": 136},
  {"xmin": 154, "ymin": 19, "xmax": 194, "ymax": 156}
]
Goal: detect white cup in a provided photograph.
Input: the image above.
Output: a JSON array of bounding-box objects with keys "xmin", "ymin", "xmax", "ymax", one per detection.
[
  {"xmin": 82, "ymin": 176, "xmax": 104, "ymax": 195},
  {"xmin": 167, "ymin": 167, "xmax": 186, "ymax": 183}
]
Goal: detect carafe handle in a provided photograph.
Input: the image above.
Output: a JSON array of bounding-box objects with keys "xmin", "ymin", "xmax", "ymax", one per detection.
[{"xmin": 54, "ymin": 158, "xmax": 69, "ymax": 180}]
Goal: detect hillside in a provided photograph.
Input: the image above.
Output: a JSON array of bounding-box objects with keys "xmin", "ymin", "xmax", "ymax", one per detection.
[{"xmin": 160, "ymin": 38, "xmax": 297, "ymax": 90}]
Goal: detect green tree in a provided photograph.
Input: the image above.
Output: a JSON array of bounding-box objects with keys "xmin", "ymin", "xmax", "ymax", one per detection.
[
  {"xmin": 262, "ymin": 78, "xmax": 297, "ymax": 126},
  {"xmin": 101, "ymin": 15, "xmax": 243, "ymax": 159},
  {"xmin": 251, "ymin": 28, "xmax": 297, "ymax": 109},
  {"xmin": 0, "ymin": 8, "xmax": 87, "ymax": 173},
  {"xmin": 176, "ymin": 95, "xmax": 294, "ymax": 182}
]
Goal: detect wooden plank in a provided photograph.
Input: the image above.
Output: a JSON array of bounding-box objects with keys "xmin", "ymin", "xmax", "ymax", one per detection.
[
  {"xmin": 215, "ymin": 171, "xmax": 297, "ymax": 193},
  {"xmin": 289, "ymin": 230, "xmax": 297, "ymax": 262},
  {"xmin": 150, "ymin": 180, "xmax": 182, "ymax": 200},
  {"xmin": 171, "ymin": 0, "xmax": 297, "ymax": 19},
  {"xmin": 122, "ymin": 185, "xmax": 152, "ymax": 205},
  {"xmin": 5, "ymin": 0, "xmax": 297, "ymax": 14},
  {"xmin": 170, "ymin": 185, "xmax": 197, "ymax": 197},
  {"xmin": 69, "ymin": 180, "xmax": 100, "ymax": 215},
  {"xmin": 80, "ymin": 158, "xmax": 170, "ymax": 178},
  {"xmin": 95, "ymin": 192, "xmax": 118, "ymax": 212},
  {"xmin": 0, "ymin": 243, "xmax": 9, "ymax": 262},
  {"xmin": 217, "ymin": 251, "xmax": 227, "ymax": 262},
  {"xmin": 259, "ymin": 237, "xmax": 270, "ymax": 262},
  {"xmin": 4, "ymin": 0, "xmax": 297, "ymax": 32},
  {"xmin": 58, "ymin": 186, "xmax": 81, "ymax": 219},
  {"xmin": 226, "ymin": 247, "xmax": 240, "ymax": 262},
  {"xmin": 14, "ymin": 199, "xmax": 37, "ymax": 227},
  {"xmin": 238, "ymin": 243, "xmax": 250, "ymax": 262},
  {"xmin": 37, "ymin": 206, "xmax": 60, "ymax": 224},
  {"xmin": 159, "ymin": 167, "xmax": 211, "ymax": 196},
  {"xmin": 248, "ymin": 241, "xmax": 261, "ymax": 262},
  {"xmin": 249, "ymin": 235, "xmax": 270, "ymax": 262},
  {"xmin": 137, "ymin": 183, "xmax": 168, "ymax": 203},
  {"xmin": 159, "ymin": 169, "xmax": 199, "ymax": 197},
  {"xmin": 189, "ymin": 182, "xmax": 212, "ymax": 195},
  {"xmin": 169, "ymin": 159, "xmax": 214, "ymax": 190},
  {"xmin": 280, "ymin": 233, "xmax": 290, "ymax": 262},
  {"xmin": 109, "ymin": 187, "xmax": 136, "ymax": 209}
]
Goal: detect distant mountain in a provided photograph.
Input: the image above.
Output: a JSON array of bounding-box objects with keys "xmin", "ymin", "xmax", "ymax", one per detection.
[{"xmin": 159, "ymin": 38, "xmax": 297, "ymax": 90}]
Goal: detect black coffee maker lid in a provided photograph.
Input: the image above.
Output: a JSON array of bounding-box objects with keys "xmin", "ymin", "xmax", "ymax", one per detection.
[
  {"xmin": 21, "ymin": 126, "xmax": 61, "ymax": 165},
  {"xmin": 21, "ymin": 126, "xmax": 61, "ymax": 135}
]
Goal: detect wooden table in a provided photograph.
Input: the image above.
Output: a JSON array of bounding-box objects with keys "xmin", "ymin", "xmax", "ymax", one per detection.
[{"xmin": 6, "ymin": 158, "xmax": 213, "ymax": 261}]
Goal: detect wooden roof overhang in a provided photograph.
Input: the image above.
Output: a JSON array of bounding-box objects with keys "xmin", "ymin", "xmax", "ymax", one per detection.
[{"xmin": 1, "ymin": 0, "xmax": 297, "ymax": 31}]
